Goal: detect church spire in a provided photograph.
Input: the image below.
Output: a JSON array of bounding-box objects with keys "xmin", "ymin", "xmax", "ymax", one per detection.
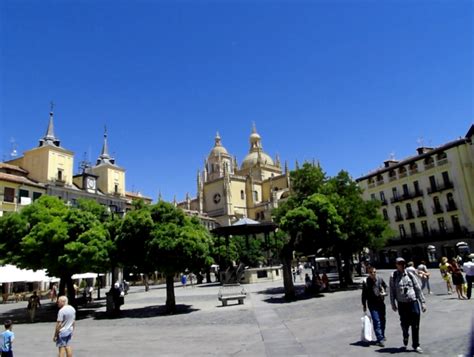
[
  {"xmin": 96, "ymin": 126, "xmax": 116, "ymax": 165},
  {"xmin": 39, "ymin": 102, "xmax": 60, "ymax": 147}
]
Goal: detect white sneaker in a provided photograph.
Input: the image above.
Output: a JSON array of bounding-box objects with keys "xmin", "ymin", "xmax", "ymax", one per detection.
[{"xmin": 414, "ymin": 346, "xmax": 423, "ymax": 353}]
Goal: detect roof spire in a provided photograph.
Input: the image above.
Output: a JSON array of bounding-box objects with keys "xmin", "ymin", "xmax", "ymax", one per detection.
[
  {"xmin": 39, "ymin": 101, "xmax": 60, "ymax": 147},
  {"xmin": 96, "ymin": 126, "xmax": 116, "ymax": 165}
]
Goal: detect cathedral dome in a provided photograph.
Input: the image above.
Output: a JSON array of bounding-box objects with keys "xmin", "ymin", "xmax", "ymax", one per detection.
[
  {"xmin": 208, "ymin": 132, "xmax": 230, "ymax": 158},
  {"xmin": 241, "ymin": 151, "xmax": 274, "ymax": 169},
  {"xmin": 240, "ymin": 124, "xmax": 274, "ymax": 169}
]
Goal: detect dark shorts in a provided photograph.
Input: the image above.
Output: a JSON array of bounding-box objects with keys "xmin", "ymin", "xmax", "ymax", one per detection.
[
  {"xmin": 1, "ymin": 351, "xmax": 13, "ymax": 357},
  {"xmin": 56, "ymin": 331, "xmax": 72, "ymax": 348}
]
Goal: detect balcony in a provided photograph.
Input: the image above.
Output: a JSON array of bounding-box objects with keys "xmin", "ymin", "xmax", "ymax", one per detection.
[
  {"xmin": 424, "ymin": 163, "xmax": 435, "ymax": 170},
  {"xmin": 395, "ymin": 215, "xmax": 404, "ymax": 222},
  {"xmin": 380, "ymin": 199, "xmax": 388, "ymax": 206},
  {"xmin": 405, "ymin": 212, "xmax": 415, "ymax": 220},
  {"xmin": 368, "ymin": 182, "xmax": 375, "ymax": 188},
  {"xmin": 399, "ymin": 172, "xmax": 408, "ymax": 178},
  {"xmin": 446, "ymin": 202, "xmax": 457, "ymax": 212},
  {"xmin": 437, "ymin": 158, "xmax": 448, "ymax": 166},
  {"xmin": 417, "ymin": 210, "xmax": 426, "ymax": 218},
  {"xmin": 409, "ymin": 168, "xmax": 418, "ymax": 175},
  {"xmin": 432, "ymin": 206, "xmax": 444, "ymax": 214},
  {"xmin": 376, "ymin": 179, "xmax": 385, "ymax": 186},
  {"xmin": 389, "ymin": 176, "xmax": 397, "ymax": 182},
  {"xmin": 386, "ymin": 226, "xmax": 471, "ymax": 246},
  {"xmin": 427, "ymin": 181, "xmax": 454, "ymax": 194}
]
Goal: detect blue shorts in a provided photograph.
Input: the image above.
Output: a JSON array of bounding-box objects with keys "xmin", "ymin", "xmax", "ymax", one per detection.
[{"xmin": 56, "ymin": 332, "xmax": 72, "ymax": 348}]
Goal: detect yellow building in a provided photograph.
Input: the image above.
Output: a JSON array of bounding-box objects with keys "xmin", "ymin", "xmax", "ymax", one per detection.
[
  {"xmin": 356, "ymin": 125, "xmax": 474, "ymax": 266},
  {"xmin": 3, "ymin": 109, "xmax": 131, "ymax": 214},
  {"xmin": 178, "ymin": 125, "xmax": 290, "ymax": 226},
  {"xmin": 0, "ymin": 163, "xmax": 46, "ymax": 216}
]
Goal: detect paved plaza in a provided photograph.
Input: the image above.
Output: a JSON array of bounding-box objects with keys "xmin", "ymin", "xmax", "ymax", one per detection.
[{"xmin": 1, "ymin": 269, "xmax": 472, "ymax": 356}]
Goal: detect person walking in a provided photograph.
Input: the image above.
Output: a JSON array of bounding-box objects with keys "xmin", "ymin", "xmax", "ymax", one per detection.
[
  {"xmin": 463, "ymin": 253, "xmax": 474, "ymax": 300},
  {"xmin": 27, "ymin": 291, "xmax": 41, "ymax": 323},
  {"xmin": 362, "ymin": 266, "xmax": 388, "ymax": 347},
  {"xmin": 53, "ymin": 296, "xmax": 76, "ymax": 357},
  {"xmin": 439, "ymin": 257, "xmax": 453, "ymax": 294},
  {"xmin": 417, "ymin": 261, "xmax": 431, "ymax": 295},
  {"xmin": 0, "ymin": 320, "xmax": 14, "ymax": 357},
  {"xmin": 449, "ymin": 258, "xmax": 467, "ymax": 300},
  {"xmin": 390, "ymin": 257, "xmax": 426, "ymax": 353}
]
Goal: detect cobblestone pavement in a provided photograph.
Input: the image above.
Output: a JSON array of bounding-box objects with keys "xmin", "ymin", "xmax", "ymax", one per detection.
[{"xmin": 0, "ymin": 269, "xmax": 472, "ymax": 356}]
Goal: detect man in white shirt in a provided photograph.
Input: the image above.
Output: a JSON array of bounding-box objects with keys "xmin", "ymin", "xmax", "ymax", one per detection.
[
  {"xmin": 463, "ymin": 253, "xmax": 474, "ymax": 300},
  {"xmin": 53, "ymin": 296, "xmax": 76, "ymax": 357}
]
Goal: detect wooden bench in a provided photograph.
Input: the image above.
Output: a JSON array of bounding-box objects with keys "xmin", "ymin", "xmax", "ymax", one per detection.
[{"xmin": 218, "ymin": 284, "xmax": 247, "ymax": 306}]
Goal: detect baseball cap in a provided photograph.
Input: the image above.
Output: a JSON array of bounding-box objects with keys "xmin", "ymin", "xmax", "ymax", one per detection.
[{"xmin": 395, "ymin": 257, "xmax": 406, "ymax": 264}]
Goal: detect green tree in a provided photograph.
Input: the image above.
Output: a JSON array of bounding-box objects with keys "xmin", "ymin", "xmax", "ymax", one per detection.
[
  {"xmin": 0, "ymin": 196, "xmax": 113, "ymax": 303},
  {"xmin": 147, "ymin": 201, "xmax": 213, "ymax": 313}
]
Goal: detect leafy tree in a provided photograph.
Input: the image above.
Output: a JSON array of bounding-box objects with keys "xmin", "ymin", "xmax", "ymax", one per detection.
[
  {"xmin": 147, "ymin": 201, "xmax": 213, "ymax": 313},
  {"xmin": 0, "ymin": 196, "xmax": 113, "ymax": 303}
]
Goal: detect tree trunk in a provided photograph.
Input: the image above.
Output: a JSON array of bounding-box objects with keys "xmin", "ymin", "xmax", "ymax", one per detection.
[
  {"xmin": 281, "ymin": 241, "xmax": 296, "ymax": 300},
  {"xmin": 343, "ymin": 251, "xmax": 354, "ymax": 285},
  {"xmin": 335, "ymin": 253, "xmax": 346, "ymax": 288},
  {"xmin": 59, "ymin": 275, "xmax": 76, "ymax": 307},
  {"xmin": 165, "ymin": 274, "xmax": 176, "ymax": 313}
]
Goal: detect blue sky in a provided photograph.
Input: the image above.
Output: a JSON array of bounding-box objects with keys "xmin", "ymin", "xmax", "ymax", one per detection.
[{"xmin": 1, "ymin": 0, "xmax": 472, "ymax": 201}]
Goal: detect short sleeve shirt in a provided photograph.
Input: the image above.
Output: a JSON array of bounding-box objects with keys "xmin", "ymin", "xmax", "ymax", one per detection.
[
  {"xmin": 58, "ymin": 305, "xmax": 76, "ymax": 334},
  {"xmin": 0, "ymin": 330, "xmax": 14, "ymax": 352}
]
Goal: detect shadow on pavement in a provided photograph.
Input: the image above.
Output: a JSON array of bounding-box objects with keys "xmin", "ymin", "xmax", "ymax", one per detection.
[
  {"xmin": 375, "ymin": 347, "xmax": 413, "ymax": 353},
  {"xmin": 0, "ymin": 301, "xmax": 104, "ymax": 325},
  {"xmin": 350, "ymin": 341, "xmax": 372, "ymax": 348},
  {"xmin": 256, "ymin": 286, "xmax": 326, "ymax": 304},
  {"xmin": 94, "ymin": 304, "xmax": 198, "ymax": 319}
]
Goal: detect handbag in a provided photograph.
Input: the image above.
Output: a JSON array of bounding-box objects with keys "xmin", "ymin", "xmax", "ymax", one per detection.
[{"xmin": 361, "ymin": 314, "xmax": 376, "ymax": 342}]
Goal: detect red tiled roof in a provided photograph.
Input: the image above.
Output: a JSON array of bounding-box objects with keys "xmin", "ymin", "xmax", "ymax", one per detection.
[{"xmin": 0, "ymin": 172, "xmax": 45, "ymax": 188}]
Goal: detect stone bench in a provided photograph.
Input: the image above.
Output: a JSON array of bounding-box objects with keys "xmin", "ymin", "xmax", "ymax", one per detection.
[{"xmin": 218, "ymin": 284, "xmax": 247, "ymax": 306}]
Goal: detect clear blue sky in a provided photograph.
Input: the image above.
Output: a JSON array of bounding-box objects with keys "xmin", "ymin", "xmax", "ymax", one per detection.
[{"xmin": 1, "ymin": 0, "xmax": 472, "ymax": 202}]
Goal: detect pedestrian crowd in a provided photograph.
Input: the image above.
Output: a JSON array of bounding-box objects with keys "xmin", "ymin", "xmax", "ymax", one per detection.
[{"xmin": 361, "ymin": 253, "xmax": 474, "ymax": 354}]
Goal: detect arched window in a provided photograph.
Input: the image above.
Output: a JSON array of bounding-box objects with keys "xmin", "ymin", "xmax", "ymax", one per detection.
[
  {"xmin": 395, "ymin": 206, "xmax": 402, "ymax": 220},
  {"xmin": 240, "ymin": 190, "xmax": 245, "ymax": 200},
  {"xmin": 433, "ymin": 196, "xmax": 442, "ymax": 213},
  {"xmin": 406, "ymin": 203, "xmax": 413, "ymax": 218},
  {"xmin": 417, "ymin": 200, "xmax": 425, "ymax": 216},
  {"xmin": 382, "ymin": 209, "xmax": 389, "ymax": 221}
]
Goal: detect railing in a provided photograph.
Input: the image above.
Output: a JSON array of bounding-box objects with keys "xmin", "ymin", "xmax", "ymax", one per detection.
[
  {"xmin": 427, "ymin": 181, "xmax": 454, "ymax": 194},
  {"xmin": 417, "ymin": 210, "xmax": 426, "ymax": 217},
  {"xmin": 376, "ymin": 180, "xmax": 385, "ymax": 186},
  {"xmin": 395, "ymin": 215, "xmax": 404, "ymax": 222},
  {"xmin": 380, "ymin": 199, "xmax": 388, "ymax": 206},
  {"xmin": 424, "ymin": 163, "xmax": 435, "ymax": 170},
  {"xmin": 368, "ymin": 182, "xmax": 375, "ymax": 188},
  {"xmin": 405, "ymin": 212, "xmax": 415, "ymax": 220},
  {"xmin": 409, "ymin": 168, "xmax": 418, "ymax": 175},
  {"xmin": 446, "ymin": 203, "xmax": 457, "ymax": 212},
  {"xmin": 386, "ymin": 226, "xmax": 471, "ymax": 245},
  {"xmin": 399, "ymin": 172, "xmax": 407, "ymax": 178},
  {"xmin": 437, "ymin": 158, "xmax": 448, "ymax": 166},
  {"xmin": 432, "ymin": 206, "xmax": 444, "ymax": 214},
  {"xmin": 389, "ymin": 176, "xmax": 397, "ymax": 182}
]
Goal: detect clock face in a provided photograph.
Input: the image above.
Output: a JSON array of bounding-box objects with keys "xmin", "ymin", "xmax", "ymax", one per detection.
[
  {"xmin": 86, "ymin": 177, "xmax": 96, "ymax": 190},
  {"xmin": 213, "ymin": 193, "xmax": 221, "ymax": 204}
]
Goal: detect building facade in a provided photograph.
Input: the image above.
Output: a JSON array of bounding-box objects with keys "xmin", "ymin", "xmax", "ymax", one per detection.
[
  {"xmin": 177, "ymin": 125, "xmax": 290, "ymax": 226},
  {"xmin": 2, "ymin": 109, "xmax": 132, "ymax": 215},
  {"xmin": 357, "ymin": 125, "xmax": 474, "ymax": 266}
]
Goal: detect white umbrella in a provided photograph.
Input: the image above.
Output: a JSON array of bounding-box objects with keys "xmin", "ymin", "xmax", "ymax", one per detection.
[{"xmin": 72, "ymin": 272, "xmax": 101, "ymax": 279}]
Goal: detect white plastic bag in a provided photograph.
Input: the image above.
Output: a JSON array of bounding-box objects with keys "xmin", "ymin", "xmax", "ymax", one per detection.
[{"xmin": 361, "ymin": 315, "xmax": 376, "ymax": 342}]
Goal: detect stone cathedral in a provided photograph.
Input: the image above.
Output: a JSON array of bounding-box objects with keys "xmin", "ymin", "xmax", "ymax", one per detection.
[{"xmin": 177, "ymin": 125, "xmax": 290, "ymax": 226}]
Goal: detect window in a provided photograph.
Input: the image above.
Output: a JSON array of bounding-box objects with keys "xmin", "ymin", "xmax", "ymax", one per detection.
[
  {"xmin": 114, "ymin": 184, "xmax": 119, "ymax": 194},
  {"xmin": 399, "ymin": 224, "xmax": 406, "ymax": 238},
  {"xmin": 382, "ymin": 209, "xmax": 389, "ymax": 221},
  {"xmin": 433, "ymin": 196, "xmax": 442, "ymax": 213},
  {"xmin": 429, "ymin": 175, "xmax": 437, "ymax": 191},
  {"xmin": 57, "ymin": 169, "xmax": 63, "ymax": 181},
  {"xmin": 240, "ymin": 190, "xmax": 244, "ymax": 200},
  {"xmin": 395, "ymin": 206, "xmax": 402, "ymax": 220},
  {"xmin": 406, "ymin": 203, "xmax": 413, "ymax": 218},
  {"xmin": 442, "ymin": 171, "xmax": 451, "ymax": 187},
  {"xmin": 370, "ymin": 193, "xmax": 376, "ymax": 201},
  {"xmin": 253, "ymin": 191, "xmax": 258, "ymax": 201},
  {"xmin": 402, "ymin": 184, "xmax": 409, "ymax": 197},
  {"xmin": 451, "ymin": 215, "xmax": 461, "ymax": 232},
  {"xmin": 413, "ymin": 181, "xmax": 420, "ymax": 194},
  {"xmin": 421, "ymin": 221, "xmax": 429, "ymax": 236},
  {"xmin": 438, "ymin": 217, "xmax": 446, "ymax": 233},
  {"xmin": 4, "ymin": 187, "xmax": 15, "ymax": 202},
  {"xmin": 392, "ymin": 187, "xmax": 398, "ymax": 200},
  {"xmin": 33, "ymin": 192, "xmax": 42, "ymax": 201},
  {"xmin": 417, "ymin": 200, "xmax": 425, "ymax": 216},
  {"xmin": 446, "ymin": 193, "xmax": 456, "ymax": 211},
  {"xmin": 379, "ymin": 191, "xmax": 385, "ymax": 202},
  {"xmin": 19, "ymin": 189, "xmax": 29, "ymax": 198},
  {"xmin": 409, "ymin": 222, "xmax": 417, "ymax": 237}
]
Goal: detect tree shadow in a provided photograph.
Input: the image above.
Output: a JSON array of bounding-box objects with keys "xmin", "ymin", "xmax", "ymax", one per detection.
[
  {"xmin": 0, "ymin": 301, "xmax": 104, "ymax": 325},
  {"xmin": 94, "ymin": 304, "xmax": 198, "ymax": 319},
  {"xmin": 256, "ymin": 286, "xmax": 325, "ymax": 304}
]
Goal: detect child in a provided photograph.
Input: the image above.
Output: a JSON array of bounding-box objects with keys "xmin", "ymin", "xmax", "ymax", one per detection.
[{"xmin": 1, "ymin": 319, "xmax": 14, "ymax": 357}]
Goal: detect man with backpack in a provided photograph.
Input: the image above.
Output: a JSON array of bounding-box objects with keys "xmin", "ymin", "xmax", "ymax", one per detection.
[{"xmin": 390, "ymin": 257, "xmax": 426, "ymax": 353}]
